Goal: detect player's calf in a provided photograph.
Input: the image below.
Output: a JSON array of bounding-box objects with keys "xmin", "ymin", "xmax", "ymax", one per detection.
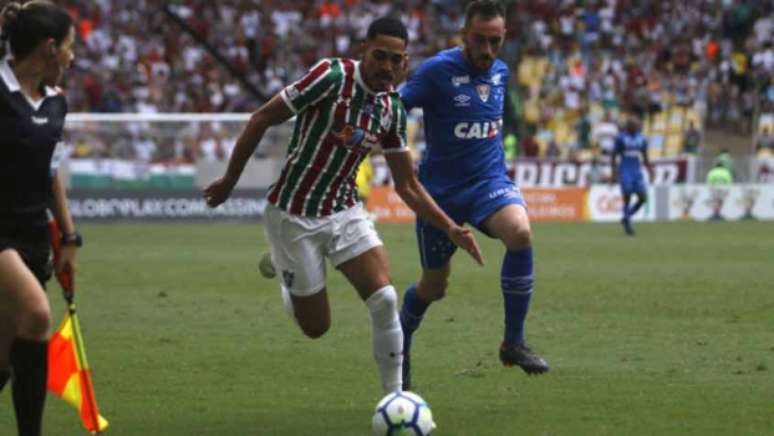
[
  {"xmin": 366, "ymin": 285, "xmax": 403, "ymax": 393},
  {"xmin": 290, "ymin": 290, "xmax": 331, "ymax": 339}
]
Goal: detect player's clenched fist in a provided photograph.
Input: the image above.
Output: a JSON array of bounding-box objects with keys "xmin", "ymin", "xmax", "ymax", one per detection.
[{"xmin": 203, "ymin": 176, "xmax": 236, "ymax": 208}]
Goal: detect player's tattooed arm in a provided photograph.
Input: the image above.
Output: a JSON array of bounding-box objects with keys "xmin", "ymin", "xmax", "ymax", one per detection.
[{"xmin": 385, "ymin": 150, "xmax": 484, "ymax": 265}]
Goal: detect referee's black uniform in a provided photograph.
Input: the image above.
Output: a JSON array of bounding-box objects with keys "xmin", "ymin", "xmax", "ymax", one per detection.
[{"xmin": 0, "ymin": 56, "xmax": 68, "ymax": 285}]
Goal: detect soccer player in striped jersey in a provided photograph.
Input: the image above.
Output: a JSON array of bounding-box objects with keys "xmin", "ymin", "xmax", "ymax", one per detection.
[
  {"xmin": 397, "ymin": 1, "xmax": 549, "ymax": 390},
  {"xmin": 611, "ymin": 118, "xmax": 652, "ymax": 235},
  {"xmin": 204, "ymin": 17, "xmax": 482, "ymax": 394},
  {"xmin": 0, "ymin": 3, "xmax": 79, "ymax": 436}
]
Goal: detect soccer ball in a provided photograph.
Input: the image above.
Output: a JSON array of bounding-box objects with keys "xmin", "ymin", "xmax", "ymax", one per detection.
[{"xmin": 372, "ymin": 391, "xmax": 436, "ymax": 435}]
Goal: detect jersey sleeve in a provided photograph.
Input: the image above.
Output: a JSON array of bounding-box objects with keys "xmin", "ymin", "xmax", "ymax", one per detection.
[
  {"xmin": 399, "ymin": 58, "xmax": 436, "ymax": 111},
  {"xmin": 49, "ymin": 96, "xmax": 68, "ymax": 175},
  {"xmin": 280, "ymin": 59, "xmax": 342, "ymax": 114},
  {"xmin": 380, "ymin": 96, "xmax": 408, "ymax": 154},
  {"xmin": 614, "ymin": 135, "xmax": 624, "ymax": 155}
]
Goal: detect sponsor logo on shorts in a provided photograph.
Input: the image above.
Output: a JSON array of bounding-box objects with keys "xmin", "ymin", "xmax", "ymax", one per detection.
[
  {"xmin": 488, "ymin": 186, "xmax": 520, "ymax": 199},
  {"xmin": 282, "ymin": 270, "xmax": 295, "ymax": 288}
]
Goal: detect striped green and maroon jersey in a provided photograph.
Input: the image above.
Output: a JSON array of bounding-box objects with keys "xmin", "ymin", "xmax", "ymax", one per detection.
[{"xmin": 267, "ymin": 57, "xmax": 408, "ymax": 217}]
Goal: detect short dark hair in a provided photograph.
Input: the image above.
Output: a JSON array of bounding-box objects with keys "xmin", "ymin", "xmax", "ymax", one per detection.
[
  {"xmin": 0, "ymin": 1, "xmax": 73, "ymax": 60},
  {"xmin": 464, "ymin": 0, "xmax": 505, "ymax": 26},
  {"xmin": 366, "ymin": 17, "xmax": 408, "ymax": 45}
]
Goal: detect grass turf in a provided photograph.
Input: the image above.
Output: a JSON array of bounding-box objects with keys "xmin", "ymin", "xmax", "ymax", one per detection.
[{"xmin": 1, "ymin": 221, "xmax": 772, "ymax": 435}]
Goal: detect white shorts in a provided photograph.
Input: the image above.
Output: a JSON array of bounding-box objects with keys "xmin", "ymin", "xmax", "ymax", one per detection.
[{"xmin": 263, "ymin": 203, "xmax": 383, "ymax": 297}]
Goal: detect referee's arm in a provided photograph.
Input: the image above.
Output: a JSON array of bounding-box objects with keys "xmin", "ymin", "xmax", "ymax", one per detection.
[{"xmin": 51, "ymin": 172, "xmax": 76, "ymax": 236}]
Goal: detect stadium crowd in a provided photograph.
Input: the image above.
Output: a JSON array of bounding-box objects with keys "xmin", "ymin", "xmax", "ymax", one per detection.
[{"xmin": 53, "ymin": 0, "xmax": 773, "ymax": 163}]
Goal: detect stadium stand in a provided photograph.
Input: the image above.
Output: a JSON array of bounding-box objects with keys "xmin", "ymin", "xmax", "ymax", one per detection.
[{"xmin": 56, "ymin": 0, "xmax": 772, "ymax": 164}]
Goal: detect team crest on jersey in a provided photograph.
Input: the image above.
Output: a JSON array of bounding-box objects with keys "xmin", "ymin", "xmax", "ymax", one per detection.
[
  {"xmin": 332, "ymin": 124, "xmax": 379, "ymax": 152},
  {"xmin": 332, "ymin": 125, "xmax": 366, "ymax": 147},
  {"xmin": 452, "ymin": 75, "xmax": 470, "ymax": 87},
  {"xmin": 491, "ymin": 73, "xmax": 502, "ymax": 86},
  {"xmin": 477, "ymin": 84, "xmax": 490, "ymax": 102}
]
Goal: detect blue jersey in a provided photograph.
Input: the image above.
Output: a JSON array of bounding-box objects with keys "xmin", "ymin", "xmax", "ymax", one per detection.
[
  {"xmin": 400, "ymin": 47, "xmax": 509, "ymax": 191},
  {"xmin": 614, "ymin": 132, "xmax": 647, "ymax": 175}
]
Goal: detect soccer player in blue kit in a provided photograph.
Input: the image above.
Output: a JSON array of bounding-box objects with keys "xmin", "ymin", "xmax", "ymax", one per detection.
[
  {"xmin": 398, "ymin": 1, "xmax": 548, "ymax": 389},
  {"xmin": 611, "ymin": 118, "xmax": 652, "ymax": 236}
]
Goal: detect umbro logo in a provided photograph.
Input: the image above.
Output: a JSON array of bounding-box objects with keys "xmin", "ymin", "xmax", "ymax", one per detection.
[
  {"xmin": 31, "ymin": 116, "xmax": 49, "ymax": 125},
  {"xmin": 453, "ymin": 94, "xmax": 471, "ymax": 107}
]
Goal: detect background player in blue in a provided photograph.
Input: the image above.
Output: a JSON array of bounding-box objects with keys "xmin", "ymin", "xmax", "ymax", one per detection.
[
  {"xmin": 398, "ymin": 0, "xmax": 549, "ymax": 389},
  {"xmin": 611, "ymin": 118, "xmax": 653, "ymax": 236}
]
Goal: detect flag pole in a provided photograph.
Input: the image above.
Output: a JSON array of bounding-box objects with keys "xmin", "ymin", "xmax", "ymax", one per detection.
[{"xmin": 49, "ymin": 216, "xmax": 104, "ymax": 434}]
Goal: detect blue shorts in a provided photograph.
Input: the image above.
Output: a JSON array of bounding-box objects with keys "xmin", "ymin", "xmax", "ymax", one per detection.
[
  {"xmin": 416, "ymin": 176, "xmax": 526, "ymax": 269},
  {"xmin": 620, "ymin": 171, "xmax": 646, "ymax": 195}
]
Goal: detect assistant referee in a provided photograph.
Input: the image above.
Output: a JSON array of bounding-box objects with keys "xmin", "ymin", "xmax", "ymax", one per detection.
[{"xmin": 0, "ymin": 2, "xmax": 80, "ymax": 436}]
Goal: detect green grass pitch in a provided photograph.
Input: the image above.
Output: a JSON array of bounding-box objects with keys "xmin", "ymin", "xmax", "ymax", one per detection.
[{"xmin": 2, "ymin": 221, "xmax": 773, "ymax": 435}]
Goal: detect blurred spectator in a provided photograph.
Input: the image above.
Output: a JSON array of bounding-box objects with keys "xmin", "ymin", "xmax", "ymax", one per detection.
[
  {"xmin": 51, "ymin": 0, "xmax": 772, "ymax": 164},
  {"xmin": 592, "ymin": 111, "xmax": 619, "ymax": 156},
  {"xmin": 683, "ymin": 121, "xmax": 702, "ymax": 154},
  {"xmin": 574, "ymin": 110, "xmax": 591, "ymax": 149},
  {"xmin": 545, "ymin": 140, "xmax": 561, "ymax": 158},
  {"xmin": 713, "ymin": 148, "xmax": 736, "ymax": 177},
  {"xmin": 756, "ymin": 126, "xmax": 774, "ymax": 152},
  {"xmin": 503, "ymin": 133, "xmax": 517, "ymax": 161},
  {"xmin": 706, "ymin": 161, "xmax": 733, "ymax": 185},
  {"xmin": 520, "ymin": 134, "xmax": 539, "ymax": 158}
]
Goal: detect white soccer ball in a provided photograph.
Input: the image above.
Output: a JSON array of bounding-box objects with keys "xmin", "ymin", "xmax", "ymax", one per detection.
[{"xmin": 372, "ymin": 391, "xmax": 436, "ymax": 436}]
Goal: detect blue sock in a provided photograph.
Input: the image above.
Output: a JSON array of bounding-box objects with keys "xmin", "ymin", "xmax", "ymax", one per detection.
[
  {"xmin": 501, "ymin": 248, "xmax": 534, "ymax": 347},
  {"xmin": 399, "ymin": 284, "xmax": 430, "ymax": 352}
]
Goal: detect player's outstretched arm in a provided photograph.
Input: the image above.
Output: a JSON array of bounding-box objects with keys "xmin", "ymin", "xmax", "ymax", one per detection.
[
  {"xmin": 385, "ymin": 150, "xmax": 484, "ymax": 266},
  {"xmin": 204, "ymin": 95, "xmax": 293, "ymax": 207}
]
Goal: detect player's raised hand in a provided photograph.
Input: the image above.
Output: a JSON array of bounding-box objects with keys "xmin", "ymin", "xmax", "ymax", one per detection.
[
  {"xmin": 203, "ymin": 176, "xmax": 236, "ymax": 208},
  {"xmin": 448, "ymin": 225, "xmax": 484, "ymax": 266}
]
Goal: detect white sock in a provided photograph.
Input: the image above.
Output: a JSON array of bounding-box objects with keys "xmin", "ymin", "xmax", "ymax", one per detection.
[
  {"xmin": 280, "ymin": 286, "xmax": 298, "ymax": 326},
  {"xmin": 365, "ymin": 285, "xmax": 403, "ymax": 393}
]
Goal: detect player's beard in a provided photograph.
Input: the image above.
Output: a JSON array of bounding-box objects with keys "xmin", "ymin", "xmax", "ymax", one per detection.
[{"xmin": 463, "ymin": 45, "xmax": 493, "ymax": 73}]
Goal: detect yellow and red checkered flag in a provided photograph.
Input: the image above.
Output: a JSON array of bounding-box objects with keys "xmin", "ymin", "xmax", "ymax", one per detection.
[
  {"xmin": 47, "ymin": 313, "xmax": 108, "ymax": 433},
  {"xmin": 47, "ymin": 216, "xmax": 109, "ymax": 434}
]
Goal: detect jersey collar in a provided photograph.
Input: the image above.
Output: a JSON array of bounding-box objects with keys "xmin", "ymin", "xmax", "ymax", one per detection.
[{"xmin": 0, "ymin": 56, "xmax": 59, "ymax": 110}]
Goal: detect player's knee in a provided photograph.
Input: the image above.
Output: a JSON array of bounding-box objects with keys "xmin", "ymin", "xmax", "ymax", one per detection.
[
  {"xmin": 505, "ymin": 227, "xmax": 532, "ymax": 251},
  {"xmin": 17, "ymin": 303, "xmax": 51, "ymax": 339}
]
